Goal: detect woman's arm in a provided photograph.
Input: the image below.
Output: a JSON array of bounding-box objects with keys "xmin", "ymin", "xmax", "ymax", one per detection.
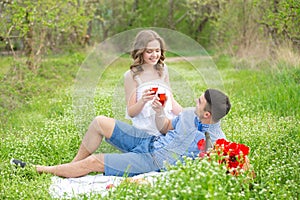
[{"xmin": 124, "ymin": 71, "xmax": 146, "ymax": 118}]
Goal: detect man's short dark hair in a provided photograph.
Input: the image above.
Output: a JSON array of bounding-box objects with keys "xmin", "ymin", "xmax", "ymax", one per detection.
[{"xmin": 204, "ymin": 89, "xmax": 231, "ymax": 122}]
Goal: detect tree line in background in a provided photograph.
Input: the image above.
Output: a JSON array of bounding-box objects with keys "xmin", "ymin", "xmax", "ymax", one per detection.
[{"xmin": 0, "ymin": 0, "xmax": 299, "ymax": 70}]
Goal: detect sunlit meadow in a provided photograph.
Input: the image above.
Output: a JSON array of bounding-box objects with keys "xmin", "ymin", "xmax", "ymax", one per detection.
[{"xmin": 0, "ymin": 53, "xmax": 299, "ymax": 199}]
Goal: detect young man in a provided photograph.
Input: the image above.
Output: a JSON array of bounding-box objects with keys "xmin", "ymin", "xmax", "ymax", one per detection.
[{"xmin": 11, "ymin": 88, "xmax": 231, "ymax": 177}]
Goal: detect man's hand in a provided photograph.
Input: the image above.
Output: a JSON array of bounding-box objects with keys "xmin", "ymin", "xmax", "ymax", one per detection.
[
  {"xmin": 151, "ymin": 96, "xmax": 165, "ymax": 113},
  {"xmin": 152, "ymin": 96, "xmax": 172, "ymax": 134}
]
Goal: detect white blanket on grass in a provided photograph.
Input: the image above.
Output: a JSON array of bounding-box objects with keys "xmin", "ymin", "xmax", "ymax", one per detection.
[{"xmin": 49, "ymin": 171, "xmax": 164, "ymax": 199}]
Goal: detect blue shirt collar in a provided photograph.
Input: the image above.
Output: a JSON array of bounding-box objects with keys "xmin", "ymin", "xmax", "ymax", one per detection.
[{"xmin": 194, "ymin": 116, "xmax": 218, "ymax": 132}]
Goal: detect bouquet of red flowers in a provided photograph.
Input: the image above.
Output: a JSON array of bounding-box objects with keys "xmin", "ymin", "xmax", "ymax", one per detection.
[{"xmin": 197, "ymin": 138, "xmax": 251, "ymax": 175}]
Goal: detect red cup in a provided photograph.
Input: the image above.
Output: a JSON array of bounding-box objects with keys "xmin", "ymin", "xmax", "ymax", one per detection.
[
  {"xmin": 150, "ymin": 87, "xmax": 158, "ymax": 95},
  {"xmin": 158, "ymin": 93, "xmax": 166, "ymax": 106}
]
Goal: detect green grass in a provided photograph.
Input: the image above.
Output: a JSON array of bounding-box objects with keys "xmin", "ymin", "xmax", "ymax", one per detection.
[{"xmin": 0, "ymin": 52, "xmax": 299, "ymax": 199}]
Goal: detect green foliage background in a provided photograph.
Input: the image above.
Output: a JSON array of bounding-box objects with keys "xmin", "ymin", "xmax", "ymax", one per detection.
[{"xmin": 1, "ymin": 0, "xmax": 299, "ymax": 57}]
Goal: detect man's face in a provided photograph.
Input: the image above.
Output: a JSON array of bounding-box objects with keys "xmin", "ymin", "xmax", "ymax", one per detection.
[{"xmin": 195, "ymin": 93, "xmax": 208, "ymax": 120}]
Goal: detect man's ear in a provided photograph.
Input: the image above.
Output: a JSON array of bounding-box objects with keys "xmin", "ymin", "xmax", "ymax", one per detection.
[{"xmin": 204, "ymin": 111, "xmax": 211, "ymax": 118}]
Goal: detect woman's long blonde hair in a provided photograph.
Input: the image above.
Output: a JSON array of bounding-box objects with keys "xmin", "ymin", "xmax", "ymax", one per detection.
[{"xmin": 130, "ymin": 30, "xmax": 166, "ymax": 78}]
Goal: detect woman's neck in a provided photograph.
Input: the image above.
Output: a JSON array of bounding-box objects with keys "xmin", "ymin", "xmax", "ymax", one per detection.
[{"xmin": 142, "ymin": 63, "xmax": 154, "ymax": 69}]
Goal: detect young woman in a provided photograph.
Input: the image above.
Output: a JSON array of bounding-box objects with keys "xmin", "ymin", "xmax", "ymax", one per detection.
[{"xmin": 124, "ymin": 30, "xmax": 182, "ymax": 136}]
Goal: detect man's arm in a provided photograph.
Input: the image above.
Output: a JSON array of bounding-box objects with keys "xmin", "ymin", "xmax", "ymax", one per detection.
[
  {"xmin": 155, "ymin": 111, "xmax": 174, "ymax": 134},
  {"xmin": 152, "ymin": 98, "xmax": 174, "ymax": 134}
]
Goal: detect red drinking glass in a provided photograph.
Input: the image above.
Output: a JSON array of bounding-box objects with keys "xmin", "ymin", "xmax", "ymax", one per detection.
[
  {"xmin": 150, "ymin": 87, "xmax": 158, "ymax": 95},
  {"xmin": 158, "ymin": 93, "xmax": 166, "ymax": 106}
]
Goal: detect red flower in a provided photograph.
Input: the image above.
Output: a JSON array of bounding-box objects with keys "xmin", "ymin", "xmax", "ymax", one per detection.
[
  {"xmin": 199, "ymin": 152, "xmax": 207, "ymax": 158},
  {"xmin": 106, "ymin": 184, "xmax": 114, "ymax": 189},
  {"xmin": 215, "ymin": 138, "xmax": 229, "ymax": 146},
  {"xmin": 197, "ymin": 139, "xmax": 206, "ymax": 151},
  {"xmin": 198, "ymin": 138, "xmax": 251, "ymax": 176},
  {"xmin": 238, "ymin": 143, "xmax": 250, "ymax": 156}
]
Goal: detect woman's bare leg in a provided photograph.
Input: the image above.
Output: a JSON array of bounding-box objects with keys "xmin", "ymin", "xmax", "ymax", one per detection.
[
  {"xmin": 36, "ymin": 154, "xmax": 104, "ymax": 178},
  {"xmin": 72, "ymin": 116, "xmax": 115, "ymax": 162}
]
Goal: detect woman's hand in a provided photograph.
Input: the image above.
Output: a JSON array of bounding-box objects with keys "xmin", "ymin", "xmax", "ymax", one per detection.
[{"xmin": 141, "ymin": 89, "xmax": 155, "ymax": 103}]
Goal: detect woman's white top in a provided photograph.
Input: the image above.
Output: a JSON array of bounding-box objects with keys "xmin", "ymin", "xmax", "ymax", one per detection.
[{"xmin": 126, "ymin": 68, "xmax": 176, "ymax": 136}]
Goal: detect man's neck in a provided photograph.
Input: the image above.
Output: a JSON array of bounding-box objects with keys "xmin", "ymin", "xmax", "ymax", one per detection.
[{"xmin": 200, "ymin": 118, "xmax": 214, "ymax": 125}]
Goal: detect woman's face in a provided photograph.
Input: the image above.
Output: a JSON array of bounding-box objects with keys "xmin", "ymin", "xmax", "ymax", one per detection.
[{"xmin": 142, "ymin": 39, "xmax": 161, "ymax": 65}]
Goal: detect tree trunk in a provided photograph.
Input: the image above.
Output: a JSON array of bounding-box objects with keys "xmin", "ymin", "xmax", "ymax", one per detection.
[
  {"xmin": 270, "ymin": 0, "xmax": 279, "ymax": 46},
  {"xmin": 168, "ymin": 0, "xmax": 175, "ymax": 29},
  {"xmin": 195, "ymin": 17, "xmax": 208, "ymax": 41},
  {"xmin": 24, "ymin": 11, "xmax": 36, "ymax": 70},
  {"xmin": 84, "ymin": 20, "xmax": 93, "ymax": 46},
  {"xmin": 128, "ymin": 0, "xmax": 138, "ymax": 26},
  {"xmin": 242, "ymin": 0, "xmax": 247, "ymax": 49}
]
